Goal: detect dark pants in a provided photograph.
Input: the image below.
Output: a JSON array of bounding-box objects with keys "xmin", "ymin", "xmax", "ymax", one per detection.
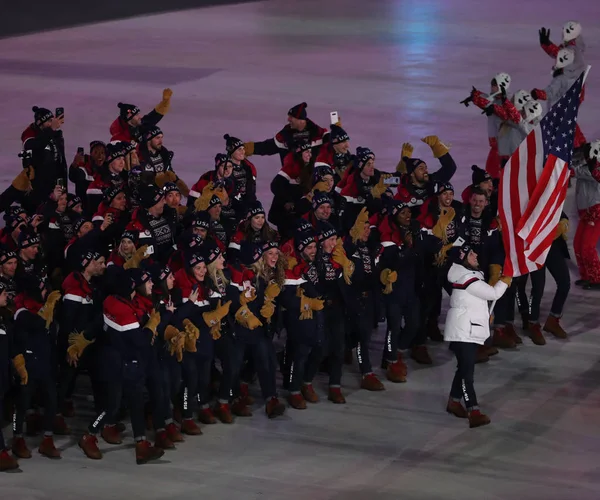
[
  {"xmin": 384, "ymin": 296, "xmax": 420, "ymax": 362},
  {"xmin": 89, "ymin": 380, "xmax": 121, "ymax": 431},
  {"xmin": 0, "ymin": 388, "xmax": 6, "ymax": 449},
  {"xmin": 145, "ymin": 372, "xmax": 166, "ymax": 431},
  {"xmin": 516, "ymin": 244, "xmax": 571, "ymax": 321},
  {"xmin": 449, "ymin": 342, "xmax": 478, "ymax": 409},
  {"xmin": 321, "ymin": 306, "xmax": 345, "ymax": 386},
  {"xmin": 354, "ymin": 294, "xmax": 375, "ymax": 375},
  {"xmin": 232, "ymin": 335, "xmax": 277, "ymax": 401},
  {"xmin": 214, "ymin": 335, "xmax": 235, "ymax": 402},
  {"xmin": 159, "ymin": 359, "xmax": 181, "ymax": 422},
  {"xmin": 13, "ymin": 375, "xmax": 57, "ymax": 436},
  {"xmin": 494, "ymin": 280, "xmax": 517, "ymax": 326},
  {"xmin": 288, "ymin": 341, "xmax": 322, "ymax": 393}
]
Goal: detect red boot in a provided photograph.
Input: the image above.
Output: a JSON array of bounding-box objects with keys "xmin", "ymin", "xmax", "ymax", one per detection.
[
  {"xmin": 181, "ymin": 419, "xmax": 202, "ymax": 436},
  {"xmin": 327, "ymin": 387, "xmax": 346, "ymax": 404},
  {"xmin": 166, "ymin": 422, "xmax": 184, "ymax": 442},
  {"xmin": 11, "ymin": 437, "xmax": 31, "ymax": 459},
  {"xmin": 231, "ymin": 398, "xmax": 253, "ymax": 417},
  {"xmin": 527, "ymin": 323, "xmax": 547, "ymax": 346},
  {"xmin": 214, "ymin": 403, "xmax": 234, "ymax": 424},
  {"xmin": 265, "ymin": 397, "xmax": 286, "ymax": 418},
  {"xmin": 198, "ymin": 408, "xmax": 217, "ymax": 425},
  {"xmin": 504, "ymin": 323, "xmax": 522, "ymax": 345},
  {"xmin": 468, "ymin": 409, "xmax": 491, "ymax": 428},
  {"xmin": 361, "ymin": 373, "xmax": 385, "ymax": 391},
  {"xmin": 135, "ymin": 440, "xmax": 164, "ymax": 465},
  {"xmin": 492, "ymin": 327, "xmax": 516, "ymax": 349},
  {"xmin": 240, "ymin": 382, "xmax": 255, "ymax": 405},
  {"xmin": 411, "ymin": 345, "xmax": 433, "ymax": 365},
  {"xmin": 446, "ymin": 399, "xmax": 468, "ymax": 418},
  {"xmin": 79, "ymin": 433, "xmax": 102, "ymax": 459},
  {"xmin": 101, "ymin": 425, "xmax": 123, "ymax": 445},
  {"xmin": 38, "ymin": 436, "xmax": 61, "ymax": 459},
  {"xmin": 155, "ymin": 430, "xmax": 175, "ymax": 450},
  {"xmin": 543, "ymin": 315, "xmax": 567, "ymax": 339},
  {"xmin": 386, "ymin": 361, "xmax": 407, "ymax": 383},
  {"xmin": 397, "ymin": 352, "xmax": 408, "ymax": 376},
  {"xmin": 301, "ymin": 384, "xmax": 319, "ymax": 403},
  {"xmin": 53, "ymin": 415, "xmax": 71, "ymax": 435},
  {"xmin": 288, "ymin": 393, "xmax": 307, "ymax": 410},
  {"xmin": 0, "ymin": 449, "xmax": 19, "ymax": 471}
]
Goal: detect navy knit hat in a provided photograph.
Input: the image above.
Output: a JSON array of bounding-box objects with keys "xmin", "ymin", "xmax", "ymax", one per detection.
[
  {"xmin": 187, "ymin": 252, "xmax": 205, "ymax": 270},
  {"xmin": 118, "ymin": 102, "xmax": 140, "ymax": 122},
  {"xmin": 67, "ymin": 194, "xmax": 82, "ymax": 211},
  {"xmin": 89, "ymin": 140, "xmax": 106, "ymax": 152},
  {"xmin": 139, "ymin": 184, "xmax": 164, "ymax": 209},
  {"xmin": 162, "ymin": 182, "xmax": 180, "ymax": 195},
  {"xmin": 191, "ymin": 211, "xmax": 211, "ymax": 230},
  {"xmin": 390, "ymin": 200, "xmax": 410, "ymax": 217},
  {"xmin": 288, "ymin": 102, "xmax": 307, "ymax": 120},
  {"xmin": 6, "ymin": 216, "xmax": 25, "ymax": 233},
  {"xmin": 181, "ymin": 231, "xmax": 204, "ymax": 251},
  {"xmin": 5, "ymin": 205, "xmax": 27, "ymax": 221},
  {"xmin": 436, "ymin": 182, "xmax": 454, "ymax": 195},
  {"xmin": 207, "ymin": 195, "xmax": 222, "ymax": 210},
  {"xmin": 330, "ymin": 124, "xmax": 349, "ymax": 145},
  {"xmin": 316, "ymin": 221, "xmax": 337, "ymax": 242},
  {"xmin": 142, "ymin": 261, "xmax": 172, "ymax": 284},
  {"xmin": 74, "ymin": 217, "xmax": 91, "ymax": 235},
  {"xmin": 471, "ymin": 165, "xmax": 492, "ymax": 185},
  {"xmin": 295, "ymin": 141, "xmax": 312, "ymax": 154},
  {"xmin": 294, "ymin": 219, "xmax": 313, "ymax": 233},
  {"xmin": 78, "ymin": 250, "xmax": 101, "ymax": 271},
  {"xmin": 239, "ymin": 242, "xmax": 263, "ymax": 266},
  {"xmin": 129, "ymin": 268, "xmax": 152, "ymax": 288},
  {"xmin": 214, "ymin": 153, "xmax": 230, "ymax": 170},
  {"xmin": 311, "ymin": 191, "xmax": 331, "ymax": 211},
  {"xmin": 355, "ymin": 147, "xmax": 375, "ymax": 170},
  {"xmin": 262, "ymin": 240, "xmax": 279, "ymax": 252},
  {"xmin": 18, "ymin": 230, "xmax": 40, "ymax": 249},
  {"xmin": 106, "ymin": 143, "xmax": 126, "ymax": 163},
  {"xmin": 120, "ymin": 230, "xmax": 138, "ymax": 244},
  {"xmin": 32, "ymin": 106, "xmax": 53, "ymax": 127},
  {"xmin": 0, "ymin": 250, "xmax": 17, "ymax": 266},
  {"xmin": 246, "ymin": 201, "xmax": 265, "ymax": 219},
  {"xmin": 312, "ymin": 164, "xmax": 335, "ymax": 184},
  {"xmin": 201, "ymin": 241, "xmax": 222, "ymax": 265},
  {"xmin": 294, "ymin": 230, "xmax": 316, "ymax": 253},
  {"xmin": 404, "ymin": 157, "xmax": 425, "ymax": 175},
  {"xmin": 103, "ymin": 185, "xmax": 124, "ymax": 205},
  {"xmin": 224, "ymin": 134, "xmax": 244, "ymax": 154},
  {"xmin": 143, "ymin": 125, "xmax": 163, "ymax": 143}
]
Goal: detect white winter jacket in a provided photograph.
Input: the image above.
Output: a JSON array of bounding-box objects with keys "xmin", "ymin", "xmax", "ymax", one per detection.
[{"xmin": 443, "ymin": 263, "xmax": 509, "ymax": 345}]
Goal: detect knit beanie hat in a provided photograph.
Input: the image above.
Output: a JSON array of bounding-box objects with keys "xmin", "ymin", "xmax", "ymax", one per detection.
[
  {"xmin": 162, "ymin": 182, "xmax": 180, "ymax": 196},
  {"xmin": 207, "ymin": 195, "xmax": 222, "ymax": 210},
  {"xmin": 214, "ymin": 153, "xmax": 230, "ymax": 170},
  {"xmin": 186, "ymin": 252, "xmax": 205, "ymax": 271},
  {"xmin": 32, "ymin": 106, "xmax": 53, "ymax": 127},
  {"xmin": 224, "ymin": 134, "xmax": 244, "ymax": 154},
  {"xmin": 288, "ymin": 102, "xmax": 308, "ymax": 120},
  {"xmin": 239, "ymin": 242, "xmax": 263, "ymax": 267},
  {"xmin": 312, "ymin": 164, "xmax": 335, "ymax": 184},
  {"xmin": 129, "ymin": 268, "xmax": 152, "ymax": 288},
  {"xmin": 295, "ymin": 141, "xmax": 312, "ymax": 154},
  {"xmin": 118, "ymin": 102, "xmax": 140, "ymax": 122},
  {"xmin": 139, "ymin": 185, "xmax": 164, "ymax": 210},
  {"xmin": 191, "ymin": 211, "xmax": 211, "ymax": 230},
  {"xmin": 0, "ymin": 250, "xmax": 17, "ymax": 266},
  {"xmin": 246, "ymin": 200, "xmax": 265, "ymax": 219},
  {"xmin": 106, "ymin": 143, "xmax": 126, "ymax": 163},
  {"xmin": 74, "ymin": 217, "xmax": 91, "ymax": 235},
  {"xmin": 294, "ymin": 230, "xmax": 316, "ymax": 253},
  {"xmin": 103, "ymin": 185, "xmax": 124, "ymax": 205},
  {"xmin": 143, "ymin": 125, "xmax": 163, "ymax": 142},
  {"xmin": 294, "ymin": 219, "xmax": 313, "ymax": 233},
  {"xmin": 311, "ymin": 191, "xmax": 331, "ymax": 211},
  {"xmin": 330, "ymin": 124, "xmax": 349, "ymax": 145},
  {"xmin": 89, "ymin": 140, "xmax": 106, "ymax": 152},
  {"xmin": 78, "ymin": 250, "xmax": 101, "ymax": 272},
  {"xmin": 471, "ymin": 165, "xmax": 492, "ymax": 185},
  {"xmin": 436, "ymin": 182, "xmax": 454, "ymax": 195},
  {"xmin": 262, "ymin": 241, "xmax": 279, "ymax": 252},
  {"xmin": 404, "ymin": 157, "xmax": 425, "ymax": 175},
  {"xmin": 18, "ymin": 229, "xmax": 40, "ymax": 249},
  {"xmin": 316, "ymin": 221, "xmax": 337, "ymax": 242},
  {"xmin": 67, "ymin": 194, "xmax": 82, "ymax": 211},
  {"xmin": 120, "ymin": 230, "xmax": 138, "ymax": 245},
  {"xmin": 201, "ymin": 241, "xmax": 222, "ymax": 265},
  {"xmin": 356, "ymin": 147, "xmax": 375, "ymax": 170}
]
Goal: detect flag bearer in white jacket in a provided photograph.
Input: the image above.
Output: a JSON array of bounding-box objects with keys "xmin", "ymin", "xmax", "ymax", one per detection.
[{"xmin": 444, "ymin": 244, "xmax": 511, "ymax": 428}]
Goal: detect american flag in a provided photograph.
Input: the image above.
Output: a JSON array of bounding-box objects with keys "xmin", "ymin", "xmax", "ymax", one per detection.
[{"xmin": 499, "ymin": 69, "xmax": 587, "ymax": 277}]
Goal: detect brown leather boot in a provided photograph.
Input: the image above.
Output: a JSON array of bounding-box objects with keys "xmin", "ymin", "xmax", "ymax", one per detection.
[
  {"xmin": 0, "ymin": 449, "xmax": 19, "ymax": 471},
  {"xmin": 181, "ymin": 418, "xmax": 202, "ymax": 435},
  {"xmin": 475, "ymin": 346, "xmax": 489, "ymax": 364},
  {"xmin": 468, "ymin": 409, "xmax": 491, "ymax": 428},
  {"xmin": 231, "ymin": 398, "xmax": 253, "ymax": 417},
  {"xmin": 527, "ymin": 323, "xmax": 547, "ymax": 346},
  {"xmin": 239, "ymin": 382, "xmax": 255, "ymax": 405},
  {"xmin": 361, "ymin": 373, "xmax": 385, "ymax": 391},
  {"xmin": 155, "ymin": 430, "xmax": 175, "ymax": 450},
  {"xmin": 492, "ymin": 327, "xmax": 516, "ymax": 349},
  {"xmin": 327, "ymin": 387, "xmax": 346, "ymax": 404},
  {"xmin": 11, "ymin": 437, "xmax": 31, "ymax": 459},
  {"xmin": 386, "ymin": 361, "xmax": 407, "ymax": 383},
  {"xmin": 397, "ymin": 352, "xmax": 408, "ymax": 376},
  {"xmin": 288, "ymin": 393, "xmax": 307, "ymax": 410},
  {"xmin": 484, "ymin": 345, "xmax": 499, "ymax": 357},
  {"xmin": 543, "ymin": 315, "xmax": 567, "ymax": 339},
  {"xmin": 135, "ymin": 440, "xmax": 164, "ymax": 465},
  {"xmin": 79, "ymin": 433, "xmax": 102, "ymax": 460},
  {"xmin": 53, "ymin": 415, "xmax": 71, "ymax": 435},
  {"xmin": 265, "ymin": 397, "xmax": 286, "ymax": 418},
  {"xmin": 504, "ymin": 323, "xmax": 522, "ymax": 345},
  {"xmin": 101, "ymin": 425, "xmax": 123, "ymax": 445},
  {"xmin": 214, "ymin": 403, "xmax": 234, "ymax": 424},
  {"xmin": 411, "ymin": 345, "xmax": 433, "ymax": 365},
  {"xmin": 38, "ymin": 436, "xmax": 61, "ymax": 459},
  {"xmin": 301, "ymin": 384, "xmax": 319, "ymax": 403},
  {"xmin": 166, "ymin": 422, "xmax": 184, "ymax": 442},
  {"xmin": 198, "ymin": 408, "xmax": 218, "ymax": 425},
  {"xmin": 446, "ymin": 399, "xmax": 468, "ymax": 418},
  {"xmin": 427, "ymin": 318, "xmax": 444, "ymax": 342}
]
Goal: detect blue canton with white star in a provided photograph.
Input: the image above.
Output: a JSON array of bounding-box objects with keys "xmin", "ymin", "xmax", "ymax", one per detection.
[{"xmin": 540, "ymin": 71, "xmax": 585, "ymax": 164}]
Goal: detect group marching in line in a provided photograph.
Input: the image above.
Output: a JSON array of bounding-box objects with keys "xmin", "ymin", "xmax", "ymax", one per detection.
[{"xmin": 0, "ymin": 20, "xmax": 599, "ymax": 470}]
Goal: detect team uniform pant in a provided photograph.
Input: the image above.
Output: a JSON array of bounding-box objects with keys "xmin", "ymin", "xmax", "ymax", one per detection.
[{"xmin": 449, "ymin": 342, "xmax": 478, "ymax": 409}]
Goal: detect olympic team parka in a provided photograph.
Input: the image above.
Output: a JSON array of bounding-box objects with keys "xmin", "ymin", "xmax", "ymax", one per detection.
[
  {"xmin": 444, "ymin": 263, "xmax": 508, "ymax": 345},
  {"xmin": 229, "ymin": 266, "xmax": 270, "ymax": 344},
  {"xmin": 341, "ymin": 235, "xmax": 378, "ymax": 312}
]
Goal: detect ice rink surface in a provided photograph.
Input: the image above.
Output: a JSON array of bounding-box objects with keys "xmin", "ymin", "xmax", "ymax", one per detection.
[{"xmin": 1, "ymin": 1, "xmax": 600, "ymax": 498}]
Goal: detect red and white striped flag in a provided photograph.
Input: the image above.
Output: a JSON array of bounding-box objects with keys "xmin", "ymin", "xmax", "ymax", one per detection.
[{"xmin": 499, "ymin": 69, "xmax": 588, "ymax": 277}]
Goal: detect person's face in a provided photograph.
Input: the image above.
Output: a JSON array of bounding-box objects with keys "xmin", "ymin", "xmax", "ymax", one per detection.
[
  {"xmin": 333, "ymin": 141, "xmax": 350, "ymax": 154},
  {"xmin": 111, "ymin": 192, "xmax": 127, "ymax": 211},
  {"xmin": 41, "ymin": 288, "xmax": 48, "ymax": 301},
  {"xmin": 148, "ymin": 198, "xmax": 166, "ymax": 217},
  {"xmin": 166, "ymin": 272, "xmax": 175, "ymax": 290},
  {"xmin": 249, "ymin": 214, "xmax": 264, "ymax": 231},
  {"xmin": 412, "ymin": 162, "xmax": 429, "ymax": 183},
  {"xmin": 360, "ymin": 222, "xmax": 371, "ymax": 242},
  {"xmin": 143, "ymin": 279, "xmax": 153, "ymax": 296},
  {"xmin": 72, "ymin": 203, "xmax": 83, "ymax": 214},
  {"xmin": 467, "ymin": 250, "xmax": 479, "ymax": 268},
  {"xmin": 78, "ymin": 222, "xmax": 93, "ymax": 237},
  {"xmin": 217, "ymin": 161, "xmax": 233, "ymax": 179},
  {"xmin": 231, "ymin": 147, "xmax": 245, "ymax": 162},
  {"xmin": 57, "ymin": 193, "xmax": 68, "ymax": 212},
  {"xmin": 13, "ymin": 224, "xmax": 25, "ymax": 239},
  {"xmin": 23, "ymin": 244, "xmax": 39, "ymax": 260},
  {"xmin": 362, "ymin": 159, "xmax": 375, "ymax": 177},
  {"xmin": 322, "ymin": 175, "xmax": 334, "ymax": 192},
  {"xmin": 209, "ymin": 204, "xmax": 222, "ymax": 220},
  {"xmin": 129, "ymin": 114, "xmax": 142, "ymax": 127},
  {"xmin": 110, "ymin": 157, "xmax": 125, "ymax": 173},
  {"xmin": 90, "ymin": 257, "xmax": 106, "ymax": 276},
  {"xmin": 192, "ymin": 227, "xmax": 208, "ymax": 239},
  {"xmin": 120, "ymin": 238, "xmax": 135, "ymax": 255},
  {"xmin": 193, "ymin": 262, "xmax": 207, "ymax": 281},
  {"xmin": 314, "ymin": 203, "xmax": 332, "ymax": 221},
  {"xmin": 165, "ymin": 191, "xmax": 181, "ymax": 208},
  {"xmin": 302, "ymin": 242, "xmax": 317, "ymax": 262},
  {"xmin": 396, "ymin": 207, "xmax": 412, "ymax": 227},
  {"xmin": 438, "ymin": 190, "xmax": 454, "ymax": 208},
  {"xmin": 321, "ymin": 235, "xmax": 337, "ymax": 254},
  {"xmin": 149, "ymin": 134, "xmax": 163, "ymax": 150},
  {"xmin": 0, "ymin": 289, "xmax": 8, "ymax": 308},
  {"xmin": 263, "ymin": 248, "xmax": 279, "ymax": 268},
  {"xmin": 2, "ymin": 258, "xmax": 17, "ymax": 278},
  {"xmin": 479, "ymin": 179, "xmax": 493, "ymax": 197},
  {"xmin": 288, "ymin": 116, "xmax": 306, "ymax": 131},
  {"xmin": 470, "ymin": 194, "xmax": 487, "ymax": 216},
  {"xmin": 301, "ymin": 150, "xmax": 312, "ymax": 164},
  {"xmin": 90, "ymin": 145, "xmax": 106, "ymax": 166},
  {"xmin": 491, "ymin": 82, "xmax": 499, "ymax": 94},
  {"xmin": 214, "ymin": 253, "xmax": 225, "ymax": 271}
]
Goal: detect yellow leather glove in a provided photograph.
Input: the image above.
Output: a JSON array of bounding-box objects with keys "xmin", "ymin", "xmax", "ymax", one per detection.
[
  {"xmin": 312, "ymin": 180, "xmax": 330, "ymax": 194},
  {"xmin": 434, "ymin": 243, "xmax": 454, "ymax": 267},
  {"xmin": 67, "ymin": 331, "xmax": 95, "ymax": 367},
  {"xmin": 177, "ymin": 205, "xmax": 188, "ymax": 216},
  {"xmin": 12, "ymin": 354, "xmax": 28, "ymax": 385},
  {"xmin": 396, "ymin": 142, "xmax": 414, "ymax": 173},
  {"xmin": 38, "ymin": 290, "xmax": 62, "ymax": 329},
  {"xmin": 297, "ymin": 288, "xmax": 313, "ymax": 320},
  {"xmin": 145, "ymin": 309, "xmax": 161, "ymax": 344},
  {"xmin": 164, "ymin": 325, "xmax": 185, "ymax": 362},
  {"xmin": 380, "ymin": 269, "xmax": 398, "ymax": 295},
  {"xmin": 499, "ymin": 275, "xmax": 512, "ymax": 287},
  {"xmin": 555, "ymin": 218, "xmax": 569, "ymax": 241},
  {"xmin": 124, "ymin": 150, "xmax": 139, "ymax": 171},
  {"xmin": 202, "ymin": 300, "xmax": 231, "ymax": 339},
  {"xmin": 421, "ymin": 135, "xmax": 450, "ymax": 158},
  {"xmin": 155, "ymin": 171, "xmax": 177, "ymax": 188},
  {"xmin": 431, "ymin": 207, "xmax": 456, "ymax": 244},
  {"xmin": 155, "ymin": 88, "xmax": 173, "ymax": 115},
  {"xmin": 244, "ymin": 142, "xmax": 255, "ymax": 156},
  {"xmin": 182, "ymin": 318, "xmax": 199, "ymax": 352},
  {"xmin": 286, "ymin": 254, "xmax": 298, "ymax": 270},
  {"xmin": 240, "ymin": 288, "xmax": 257, "ymax": 306},
  {"xmin": 264, "ymin": 283, "xmax": 281, "ymax": 301},
  {"xmin": 260, "ymin": 300, "xmax": 276, "ymax": 323},
  {"xmin": 11, "ymin": 169, "xmax": 33, "ymax": 192},
  {"xmin": 176, "ymin": 178, "xmax": 190, "ymax": 197},
  {"xmin": 123, "ymin": 244, "xmax": 149, "ymax": 270},
  {"xmin": 307, "ymin": 297, "xmax": 325, "ymax": 311},
  {"xmin": 350, "ymin": 207, "xmax": 369, "ymax": 243},
  {"xmin": 370, "ymin": 175, "xmax": 388, "ymax": 199},
  {"xmin": 332, "ymin": 238, "xmax": 354, "ymax": 285},
  {"xmin": 235, "ymin": 305, "xmax": 263, "ymax": 330},
  {"xmin": 488, "ymin": 264, "xmax": 502, "ymax": 286}
]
